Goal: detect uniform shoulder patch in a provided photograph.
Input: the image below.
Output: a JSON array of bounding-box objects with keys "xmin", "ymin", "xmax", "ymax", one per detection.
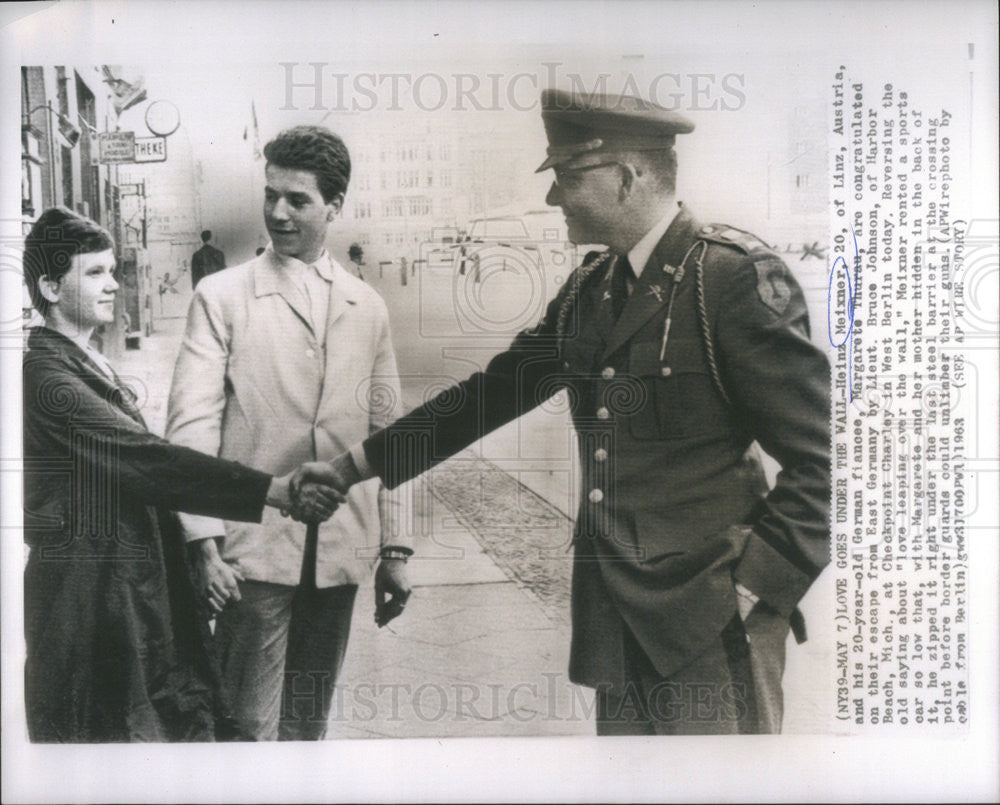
[
  {"xmin": 700, "ymin": 224, "xmax": 772, "ymax": 255},
  {"xmin": 753, "ymin": 257, "xmax": 791, "ymax": 315}
]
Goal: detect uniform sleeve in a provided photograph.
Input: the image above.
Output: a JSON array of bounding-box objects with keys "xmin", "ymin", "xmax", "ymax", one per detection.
[
  {"xmin": 165, "ymin": 283, "xmax": 233, "ymax": 541},
  {"xmin": 716, "ymin": 253, "xmax": 832, "ymax": 617},
  {"xmin": 363, "ymin": 288, "xmax": 568, "ymax": 490},
  {"xmin": 23, "ymin": 357, "xmax": 271, "ymax": 522}
]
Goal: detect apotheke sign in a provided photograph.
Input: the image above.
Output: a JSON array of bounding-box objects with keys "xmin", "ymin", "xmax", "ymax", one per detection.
[{"xmin": 134, "ymin": 136, "xmax": 166, "ymax": 162}]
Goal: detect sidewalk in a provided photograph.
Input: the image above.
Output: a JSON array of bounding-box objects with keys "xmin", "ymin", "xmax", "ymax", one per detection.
[
  {"xmin": 326, "ymin": 481, "xmax": 591, "ymax": 738},
  {"xmin": 115, "ymin": 319, "xmax": 594, "ymax": 739}
]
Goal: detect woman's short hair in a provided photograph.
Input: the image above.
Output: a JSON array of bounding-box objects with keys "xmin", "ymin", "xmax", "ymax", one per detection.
[
  {"xmin": 263, "ymin": 125, "xmax": 351, "ymax": 203},
  {"xmin": 23, "ymin": 207, "xmax": 115, "ymax": 316}
]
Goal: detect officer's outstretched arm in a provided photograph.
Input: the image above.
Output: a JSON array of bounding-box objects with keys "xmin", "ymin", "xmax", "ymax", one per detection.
[{"xmin": 359, "ymin": 282, "xmax": 576, "ymax": 491}]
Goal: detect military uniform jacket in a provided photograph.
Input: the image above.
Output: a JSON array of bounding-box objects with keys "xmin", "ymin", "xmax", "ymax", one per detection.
[{"xmin": 364, "ymin": 205, "xmax": 831, "ymax": 688}]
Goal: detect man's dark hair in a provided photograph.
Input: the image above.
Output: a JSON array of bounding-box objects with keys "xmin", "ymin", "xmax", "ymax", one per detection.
[
  {"xmin": 263, "ymin": 125, "xmax": 351, "ymax": 203},
  {"xmin": 23, "ymin": 207, "xmax": 115, "ymax": 316},
  {"xmin": 201, "ymin": 230, "xmax": 212, "ymax": 242}
]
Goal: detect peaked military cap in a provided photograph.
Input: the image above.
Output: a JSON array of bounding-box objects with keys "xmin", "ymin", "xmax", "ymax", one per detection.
[{"xmin": 536, "ymin": 88, "xmax": 695, "ymax": 172}]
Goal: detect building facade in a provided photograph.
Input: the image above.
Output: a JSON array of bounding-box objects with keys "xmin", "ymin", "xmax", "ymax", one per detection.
[
  {"xmin": 335, "ymin": 116, "xmax": 541, "ymax": 270},
  {"xmin": 20, "ymin": 65, "xmax": 136, "ymax": 355}
]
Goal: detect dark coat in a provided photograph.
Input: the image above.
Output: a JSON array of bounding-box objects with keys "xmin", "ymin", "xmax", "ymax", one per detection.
[
  {"xmin": 191, "ymin": 243, "xmax": 226, "ymax": 288},
  {"xmin": 363, "ymin": 205, "xmax": 831, "ymax": 689},
  {"xmin": 22, "ymin": 327, "xmax": 271, "ymax": 742}
]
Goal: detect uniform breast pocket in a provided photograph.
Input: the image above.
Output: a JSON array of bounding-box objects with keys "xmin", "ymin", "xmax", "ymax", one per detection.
[
  {"xmin": 562, "ymin": 332, "xmax": 602, "ymax": 375},
  {"xmin": 627, "ymin": 339, "xmax": 724, "ymax": 440}
]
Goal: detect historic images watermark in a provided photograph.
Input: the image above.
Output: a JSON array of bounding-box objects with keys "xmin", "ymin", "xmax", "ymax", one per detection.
[
  {"xmin": 285, "ymin": 671, "xmax": 753, "ymax": 728},
  {"xmin": 278, "ymin": 62, "xmax": 747, "ymax": 113}
]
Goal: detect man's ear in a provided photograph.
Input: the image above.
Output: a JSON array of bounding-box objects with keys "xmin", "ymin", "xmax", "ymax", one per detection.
[
  {"xmin": 618, "ymin": 163, "xmax": 640, "ymax": 200},
  {"xmin": 326, "ymin": 193, "xmax": 345, "ymax": 220},
  {"xmin": 37, "ymin": 275, "xmax": 61, "ymax": 304}
]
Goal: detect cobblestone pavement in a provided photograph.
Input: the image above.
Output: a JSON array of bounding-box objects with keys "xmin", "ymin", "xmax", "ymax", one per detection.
[{"xmin": 425, "ymin": 453, "xmax": 573, "ymax": 626}]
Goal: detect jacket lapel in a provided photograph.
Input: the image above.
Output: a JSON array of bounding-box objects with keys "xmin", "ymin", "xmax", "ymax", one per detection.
[
  {"xmin": 322, "ymin": 258, "xmax": 357, "ymax": 334},
  {"xmin": 104, "ymin": 365, "xmax": 145, "ymax": 424},
  {"xmin": 591, "ymin": 259, "xmax": 618, "ymax": 349},
  {"xmin": 28, "ymin": 328, "xmax": 146, "ymax": 426},
  {"xmin": 77, "ymin": 347, "xmax": 146, "ymax": 425},
  {"xmin": 599, "ymin": 206, "xmax": 702, "ymax": 361},
  {"xmin": 253, "ymin": 252, "xmax": 315, "ymax": 336}
]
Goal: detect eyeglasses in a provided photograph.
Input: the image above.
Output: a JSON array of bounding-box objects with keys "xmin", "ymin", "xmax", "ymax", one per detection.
[{"xmin": 551, "ymin": 161, "xmax": 624, "ymax": 187}]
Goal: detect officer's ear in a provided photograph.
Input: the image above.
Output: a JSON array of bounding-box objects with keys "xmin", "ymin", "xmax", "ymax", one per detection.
[{"xmin": 618, "ymin": 162, "xmax": 641, "ymax": 200}]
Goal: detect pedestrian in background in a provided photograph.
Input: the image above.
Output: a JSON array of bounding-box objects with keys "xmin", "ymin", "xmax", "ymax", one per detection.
[{"xmin": 191, "ymin": 229, "xmax": 226, "ymax": 288}]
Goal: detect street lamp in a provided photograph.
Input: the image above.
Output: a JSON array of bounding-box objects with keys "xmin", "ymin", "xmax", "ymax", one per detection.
[{"xmin": 23, "ymin": 102, "xmax": 83, "ymax": 205}]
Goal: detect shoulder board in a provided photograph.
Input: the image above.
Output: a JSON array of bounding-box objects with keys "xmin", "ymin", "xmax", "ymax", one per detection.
[{"xmin": 698, "ymin": 223, "xmax": 773, "ymax": 255}]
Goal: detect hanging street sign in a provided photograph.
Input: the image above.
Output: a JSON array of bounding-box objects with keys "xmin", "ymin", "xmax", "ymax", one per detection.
[
  {"xmin": 98, "ymin": 132, "xmax": 167, "ymax": 163},
  {"xmin": 134, "ymin": 136, "xmax": 167, "ymax": 162},
  {"xmin": 98, "ymin": 131, "xmax": 136, "ymax": 163}
]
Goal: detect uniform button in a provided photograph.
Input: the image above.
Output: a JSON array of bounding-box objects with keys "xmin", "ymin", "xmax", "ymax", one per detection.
[
  {"xmin": 601, "ymin": 366, "xmax": 615, "ymax": 380},
  {"xmin": 596, "ymin": 406, "xmax": 610, "ymax": 420},
  {"xmin": 588, "ymin": 488, "xmax": 604, "ymax": 504},
  {"xmin": 594, "ymin": 448, "xmax": 608, "ymax": 462},
  {"xmin": 306, "ymin": 348, "xmax": 316, "ymax": 358},
  {"xmin": 660, "ymin": 366, "xmax": 672, "ymax": 377}
]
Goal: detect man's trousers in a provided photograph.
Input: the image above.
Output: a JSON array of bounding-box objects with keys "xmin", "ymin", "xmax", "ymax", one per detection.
[
  {"xmin": 213, "ymin": 579, "xmax": 358, "ymax": 741},
  {"xmin": 595, "ymin": 603, "xmax": 790, "ymax": 735}
]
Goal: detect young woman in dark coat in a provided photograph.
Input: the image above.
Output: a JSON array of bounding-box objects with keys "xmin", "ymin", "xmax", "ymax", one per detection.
[{"xmin": 21, "ymin": 207, "xmax": 338, "ymax": 742}]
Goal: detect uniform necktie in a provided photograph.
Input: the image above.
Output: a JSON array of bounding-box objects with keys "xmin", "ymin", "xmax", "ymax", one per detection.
[{"xmin": 611, "ymin": 255, "xmax": 634, "ymax": 320}]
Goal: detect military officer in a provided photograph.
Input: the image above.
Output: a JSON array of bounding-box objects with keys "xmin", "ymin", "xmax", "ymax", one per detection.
[{"xmin": 308, "ymin": 89, "xmax": 831, "ymax": 735}]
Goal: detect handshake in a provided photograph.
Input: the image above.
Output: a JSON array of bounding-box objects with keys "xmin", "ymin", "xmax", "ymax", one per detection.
[
  {"xmin": 204, "ymin": 452, "xmax": 410, "ymax": 624},
  {"xmin": 268, "ymin": 452, "xmax": 362, "ymax": 523}
]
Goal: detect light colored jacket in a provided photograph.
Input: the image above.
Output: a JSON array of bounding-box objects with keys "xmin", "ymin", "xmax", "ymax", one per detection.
[{"xmin": 166, "ymin": 247, "xmax": 407, "ymax": 587}]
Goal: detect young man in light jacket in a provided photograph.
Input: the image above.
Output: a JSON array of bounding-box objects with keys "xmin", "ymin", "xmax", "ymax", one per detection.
[{"xmin": 167, "ymin": 125, "xmax": 412, "ymax": 741}]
